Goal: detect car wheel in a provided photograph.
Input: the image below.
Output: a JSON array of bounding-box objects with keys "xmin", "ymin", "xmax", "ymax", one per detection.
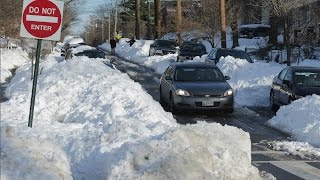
[
  {"xmin": 270, "ymin": 91, "xmax": 279, "ymax": 112},
  {"xmin": 169, "ymin": 93, "xmax": 178, "ymax": 115}
]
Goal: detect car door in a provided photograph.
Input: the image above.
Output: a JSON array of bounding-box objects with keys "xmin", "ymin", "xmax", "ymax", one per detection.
[
  {"xmin": 161, "ymin": 65, "xmax": 174, "ymax": 102},
  {"xmin": 279, "ymin": 69, "xmax": 293, "ymax": 104},
  {"xmin": 273, "ymin": 68, "xmax": 288, "ymax": 104}
]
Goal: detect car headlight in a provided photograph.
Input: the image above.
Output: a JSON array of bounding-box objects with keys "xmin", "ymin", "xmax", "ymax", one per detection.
[
  {"xmin": 224, "ymin": 89, "xmax": 233, "ymax": 96},
  {"xmin": 175, "ymin": 89, "xmax": 190, "ymax": 96}
]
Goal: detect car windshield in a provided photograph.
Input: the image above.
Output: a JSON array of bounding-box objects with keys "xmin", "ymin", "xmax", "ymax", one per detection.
[
  {"xmin": 218, "ymin": 50, "xmax": 252, "ymax": 62},
  {"xmin": 182, "ymin": 44, "xmax": 205, "ymax": 52},
  {"xmin": 294, "ymin": 71, "xmax": 320, "ymax": 87},
  {"xmin": 75, "ymin": 51, "xmax": 105, "ymax": 58},
  {"xmin": 175, "ymin": 67, "xmax": 225, "ymax": 82},
  {"xmin": 157, "ymin": 40, "xmax": 177, "ymax": 48}
]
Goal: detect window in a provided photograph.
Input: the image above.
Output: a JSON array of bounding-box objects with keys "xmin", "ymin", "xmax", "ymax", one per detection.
[
  {"xmin": 164, "ymin": 66, "xmax": 173, "ymax": 78},
  {"xmin": 278, "ymin": 69, "xmax": 288, "ymax": 80},
  {"xmin": 175, "ymin": 67, "xmax": 225, "ymax": 82},
  {"xmin": 284, "ymin": 70, "xmax": 292, "ymax": 81}
]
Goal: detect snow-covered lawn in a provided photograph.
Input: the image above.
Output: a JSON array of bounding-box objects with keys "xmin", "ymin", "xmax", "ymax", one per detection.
[
  {"xmin": 1, "ymin": 50, "xmax": 261, "ymax": 179},
  {"xmin": 1, "ymin": 48, "xmax": 29, "ymax": 83}
]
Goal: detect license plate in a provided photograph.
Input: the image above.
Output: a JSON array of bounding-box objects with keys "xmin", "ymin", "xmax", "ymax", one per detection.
[{"xmin": 202, "ymin": 101, "xmax": 214, "ymax": 106}]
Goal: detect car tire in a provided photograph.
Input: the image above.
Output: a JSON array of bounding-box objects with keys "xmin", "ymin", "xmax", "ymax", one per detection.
[
  {"xmin": 169, "ymin": 94, "xmax": 178, "ymax": 115},
  {"xmin": 270, "ymin": 91, "xmax": 279, "ymax": 112}
]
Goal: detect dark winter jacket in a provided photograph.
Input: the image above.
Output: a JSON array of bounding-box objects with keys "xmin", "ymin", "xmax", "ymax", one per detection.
[{"xmin": 110, "ymin": 39, "xmax": 116, "ymax": 48}]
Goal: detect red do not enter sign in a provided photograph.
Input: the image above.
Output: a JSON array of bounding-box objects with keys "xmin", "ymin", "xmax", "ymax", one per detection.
[{"xmin": 21, "ymin": 0, "xmax": 64, "ymax": 40}]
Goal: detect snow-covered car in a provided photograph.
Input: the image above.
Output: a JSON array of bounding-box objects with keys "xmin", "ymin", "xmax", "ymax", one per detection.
[
  {"xmin": 149, "ymin": 39, "xmax": 179, "ymax": 56},
  {"xmin": 65, "ymin": 45, "xmax": 106, "ymax": 60},
  {"xmin": 206, "ymin": 48, "xmax": 253, "ymax": 64},
  {"xmin": 61, "ymin": 37, "xmax": 85, "ymax": 56},
  {"xmin": 177, "ymin": 41, "xmax": 207, "ymax": 61},
  {"xmin": 270, "ymin": 66, "xmax": 320, "ymax": 111},
  {"xmin": 159, "ymin": 62, "xmax": 234, "ymax": 114}
]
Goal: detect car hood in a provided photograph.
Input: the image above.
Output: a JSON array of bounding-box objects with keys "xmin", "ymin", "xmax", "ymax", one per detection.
[
  {"xmin": 174, "ymin": 81, "xmax": 231, "ymax": 96},
  {"xmin": 295, "ymin": 86, "xmax": 320, "ymax": 96}
]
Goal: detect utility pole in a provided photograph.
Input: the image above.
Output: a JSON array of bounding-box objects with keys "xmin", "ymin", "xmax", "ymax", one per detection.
[
  {"xmin": 177, "ymin": 0, "xmax": 182, "ymax": 47},
  {"xmin": 220, "ymin": 0, "xmax": 227, "ymax": 48},
  {"xmin": 135, "ymin": 0, "xmax": 140, "ymax": 39},
  {"xmin": 147, "ymin": 1, "xmax": 151, "ymax": 39},
  {"xmin": 114, "ymin": 0, "xmax": 118, "ymax": 37},
  {"xmin": 102, "ymin": 20, "xmax": 105, "ymax": 42},
  {"xmin": 154, "ymin": 0, "xmax": 161, "ymax": 38},
  {"xmin": 108, "ymin": 14, "xmax": 111, "ymax": 41}
]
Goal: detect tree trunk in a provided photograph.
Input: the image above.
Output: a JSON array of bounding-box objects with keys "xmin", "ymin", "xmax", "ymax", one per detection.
[{"xmin": 284, "ymin": 18, "xmax": 291, "ymax": 66}]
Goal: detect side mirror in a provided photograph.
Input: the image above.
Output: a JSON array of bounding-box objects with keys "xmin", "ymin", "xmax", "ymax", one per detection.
[
  {"xmin": 225, "ymin": 76, "xmax": 230, "ymax": 80},
  {"xmin": 61, "ymin": 54, "xmax": 65, "ymax": 56}
]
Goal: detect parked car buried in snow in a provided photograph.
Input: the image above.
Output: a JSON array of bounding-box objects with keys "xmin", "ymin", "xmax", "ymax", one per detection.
[
  {"xmin": 177, "ymin": 41, "xmax": 207, "ymax": 61},
  {"xmin": 159, "ymin": 62, "xmax": 234, "ymax": 114},
  {"xmin": 270, "ymin": 66, "xmax": 320, "ymax": 111},
  {"xmin": 65, "ymin": 45, "xmax": 106, "ymax": 60},
  {"xmin": 149, "ymin": 39, "xmax": 179, "ymax": 56},
  {"xmin": 206, "ymin": 48, "xmax": 253, "ymax": 64}
]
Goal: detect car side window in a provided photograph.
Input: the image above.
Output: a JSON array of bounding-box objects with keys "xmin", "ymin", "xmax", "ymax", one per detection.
[
  {"xmin": 284, "ymin": 70, "xmax": 292, "ymax": 81},
  {"xmin": 278, "ymin": 69, "xmax": 288, "ymax": 80},
  {"xmin": 164, "ymin": 66, "xmax": 173, "ymax": 77}
]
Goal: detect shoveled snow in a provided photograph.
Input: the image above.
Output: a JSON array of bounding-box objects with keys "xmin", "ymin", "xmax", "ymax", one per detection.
[
  {"xmin": 268, "ymin": 95, "xmax": 320, "ymax": 147},
  {"xmin": 1, "ymin": 48, "xmax": 30, "ymax": 82},
  {"xmin": 1, "ymin": 51, "xmax": 261, "ymax": 179},
  {"xmin": 268, "ymin": 141, "xmax": 320, "ymax": 158}
]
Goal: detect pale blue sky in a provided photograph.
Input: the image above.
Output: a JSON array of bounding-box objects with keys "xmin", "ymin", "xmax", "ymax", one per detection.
[{"xmin": 70, "ymin": 0, "xmax": 116, "ymax": 34}]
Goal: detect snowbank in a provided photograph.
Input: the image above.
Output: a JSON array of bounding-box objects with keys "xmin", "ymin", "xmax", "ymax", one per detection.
[
  {"xmin": 216, "ymin": 56, "xmax": 284, "ymax": 107},
  {"xmin": 268, "ymin": 95, "xmax": 320, "ymax": 147},
  {"xmin": 1, "ymin": 53, "xmax": 260, "ymax": 179},
  {"xmin": 269, "ymin": 141, "xmax": 320, "ymax": 158},
  {"xmin": 1, "ymin": 48, "xmax": 29, "ymax": 82},
  {"xmin": 99, "ymin": 39, "xmax": 176, "ymax": 74},
  {"xmin": 1, "ymin": 127, "xmax": 73, "ymax": 180}
]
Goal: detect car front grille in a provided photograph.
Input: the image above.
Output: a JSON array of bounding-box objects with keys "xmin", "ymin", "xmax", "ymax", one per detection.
[{"xmin": 193, "ymin": 94, "xmax": 223, "ymax": 98}]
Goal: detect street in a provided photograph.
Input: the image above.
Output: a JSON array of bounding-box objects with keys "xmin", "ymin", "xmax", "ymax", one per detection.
[{"xmin": 107, "ymin": 54, "xmax": 320, "ymax": 180}]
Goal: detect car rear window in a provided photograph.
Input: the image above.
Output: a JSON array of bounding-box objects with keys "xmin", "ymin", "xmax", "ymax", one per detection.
[
  {"xmin": 175, "ymin": 67, "xmax": 225, "ymax": 82},
  {"xmin": 157, "ymin": 40, "xmax": 177, "ymax": 48},
  {"xmin": 294, "ymin": 71, "xmax": 320, "ymax": 87}
]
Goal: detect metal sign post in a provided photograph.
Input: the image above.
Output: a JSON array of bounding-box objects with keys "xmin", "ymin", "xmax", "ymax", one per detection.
[{"xmin": 28, "ymin": 39, "xmax": 42, "ymax": 127}]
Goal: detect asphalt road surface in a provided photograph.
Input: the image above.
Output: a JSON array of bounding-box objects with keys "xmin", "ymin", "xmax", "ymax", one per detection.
[{"xmin": 106, "ymin": 53, "xmax": 320, "ymax": 180}]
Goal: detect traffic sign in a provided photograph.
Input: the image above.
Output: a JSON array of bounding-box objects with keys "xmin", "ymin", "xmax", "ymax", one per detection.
[{"xmin": 20, "ymin": 0, "xmax": 64, "ymax": 41}]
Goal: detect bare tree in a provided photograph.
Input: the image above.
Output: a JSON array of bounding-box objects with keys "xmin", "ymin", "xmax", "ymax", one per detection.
[{"xmin": 259, "ymin": 0, "xmax": 318, "ymax": 65}]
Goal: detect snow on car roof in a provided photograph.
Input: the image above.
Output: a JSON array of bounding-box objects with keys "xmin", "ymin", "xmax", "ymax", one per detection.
[
  {"xmin": 71, "ymin": 45, "xmax": 96, "ymax": 54},
  {"xmin": 68, "ymin": 37, "xmax": 84, "ymax": 45},
  {"xmin": 239, "ymin": 24, "xmax": 271, "ymax": 29}
]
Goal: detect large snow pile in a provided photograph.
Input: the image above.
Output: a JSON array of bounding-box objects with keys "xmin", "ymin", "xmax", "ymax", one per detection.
[
  {"xmin": 1, "ymin": 48, "xmax": 29, "ymax": 83},
  {"xmin": 216, "ymin": 56, "xmax": 284, "ymax": 107},
  {"xmin": 268, "ymin": 95, "xmax": 320, "ymax": 147},
  {"xmin": 1, "ymin": 54, "xmax": 261, "ymax": 179},
  {"xmin": 99, "ymin": 39, "xmax": 177, "ymax": 74}
]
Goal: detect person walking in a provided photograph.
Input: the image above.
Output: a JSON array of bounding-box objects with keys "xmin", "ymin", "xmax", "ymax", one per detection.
[{"xmin": 110, "ymin": 38, "xmax": 116, "ymax": 55}]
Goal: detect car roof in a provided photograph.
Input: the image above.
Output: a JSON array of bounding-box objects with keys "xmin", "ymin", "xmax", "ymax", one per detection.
[
  {"xmin": 216, "ymin": 48, "xmax": 245, "ymax": 52},
  {"xmin": 288, "ymin": 66, "xmax": 320, "ymax": 71},
  {"xmin": 172, "ymin": 62, "xmax": 218, "ymax": 68}
]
